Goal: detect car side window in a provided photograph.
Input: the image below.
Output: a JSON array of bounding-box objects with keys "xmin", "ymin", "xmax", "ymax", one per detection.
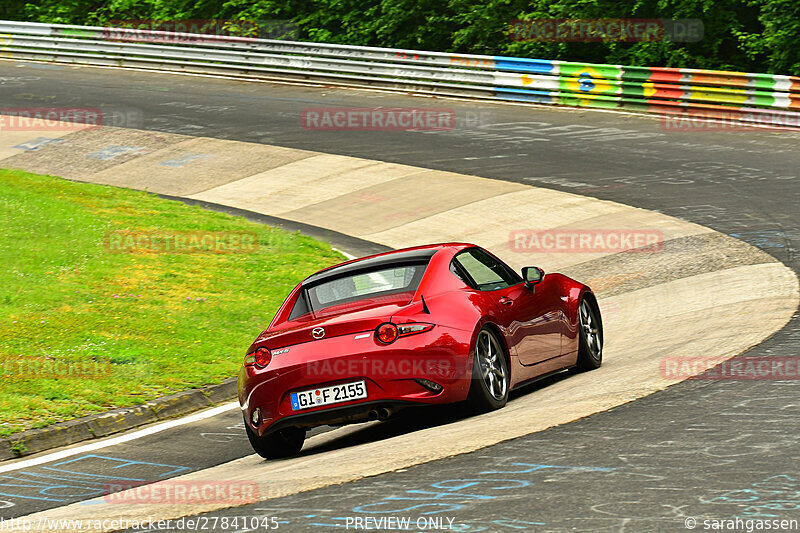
[
  {"xmin": 453, "ymin": 248, "xmax": 520, "ymax": 291},
  {"xmin": 449, "ymin": 261, "xmax": 468, "ymax": 284}
]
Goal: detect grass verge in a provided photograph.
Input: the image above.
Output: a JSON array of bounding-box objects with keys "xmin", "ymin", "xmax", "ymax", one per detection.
[{"xmin": 0, "ymin": 168, "xmax": 344, "ymax": 437}]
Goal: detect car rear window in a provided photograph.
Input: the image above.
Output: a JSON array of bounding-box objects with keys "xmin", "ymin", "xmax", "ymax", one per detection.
[{"xmin": 290, "ymin": 262, "xmax": 428, "ymax": 319}]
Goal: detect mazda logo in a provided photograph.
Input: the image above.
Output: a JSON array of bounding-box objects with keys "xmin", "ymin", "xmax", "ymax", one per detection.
[{"xmin": 312, "ymin": 327, "xmax": 325, "ymax": 339}]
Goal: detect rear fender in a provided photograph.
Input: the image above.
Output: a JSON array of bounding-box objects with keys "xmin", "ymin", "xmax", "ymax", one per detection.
[
  {"xmin": 473, "ymin": 319, "xmax": 513, "ymax": 385},
  {"xmin": 547, "ymin": 273, "xmax": 597, "ymax": 350}
]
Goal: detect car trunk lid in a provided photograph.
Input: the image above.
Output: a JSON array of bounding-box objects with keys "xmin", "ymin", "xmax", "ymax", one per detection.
[{"xmin": 252, "ymin": 300, "xmax": 411, "ymax": 350}]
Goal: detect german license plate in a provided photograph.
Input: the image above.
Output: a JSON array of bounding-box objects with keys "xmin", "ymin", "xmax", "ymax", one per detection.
[{"xmin": 290, "ymin": 380, "xmax": 367, "ymax": 411}]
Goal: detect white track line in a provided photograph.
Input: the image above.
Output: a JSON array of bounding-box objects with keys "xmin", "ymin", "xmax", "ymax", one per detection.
[
  {"xmin": 332, "ymin": 248, "xmax": 357, "ymax": 260},
  {"xmin": 0, "ymin": 402, "xmax": 238, "ymax": 474}
]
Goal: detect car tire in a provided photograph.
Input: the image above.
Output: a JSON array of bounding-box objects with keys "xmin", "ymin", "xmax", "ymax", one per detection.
[
  {"xmin": 576, "ymin": 298, "xmax": 603, "ymax": 371},
  {"xmin": 245, "ymin": 423, "xmax": 306, "ymax": 459},
  {"xmin": 467, "ymin": 326, "xmax": 510, "ymax": 412}
]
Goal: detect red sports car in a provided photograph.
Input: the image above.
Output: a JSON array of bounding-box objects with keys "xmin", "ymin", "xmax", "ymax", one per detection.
[{"xmin": 239, "ymin": 243, "xmax": 602, "ymax": 458}]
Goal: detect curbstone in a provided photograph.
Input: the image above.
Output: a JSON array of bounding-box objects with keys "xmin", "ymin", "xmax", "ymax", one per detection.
[
  {"xmin": 85, "ymin": 406, "xmax": 159, "ymax": 438},
  {"xmin": 148, "ymin": 390, "xmax": 211, "ymax": 420},
  {"xmin": 10, "ymin": 418, "xmax": 94, "ymax": 456},
  {"xmin": 203, "ymin": 377, "xmax": 239, "ymax": 404},
  {"xmin": 1, "ymin": 377, "xmax": 238, "ymax": 460},
  {"xmin": 0, "ymin": 439, "xmax": 15, "ymax": 461}
]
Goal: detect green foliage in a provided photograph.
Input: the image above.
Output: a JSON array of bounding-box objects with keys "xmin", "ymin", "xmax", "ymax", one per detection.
[
  {"xmin": 0, "ymin": 168, "xmax": 343, "ymax": 436},
  {"xmin": 736, "ymin": 0, "xmax": 800, "ymax": 74},
  {"xmin": 10, "ymin": 440, "xmax": 27, "ymax": 456}
]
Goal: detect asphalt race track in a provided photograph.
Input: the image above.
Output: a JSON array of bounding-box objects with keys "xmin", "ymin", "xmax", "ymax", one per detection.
[{"xmin": 0, "ymin": 61, "xmax": 799, "ymax": 532}]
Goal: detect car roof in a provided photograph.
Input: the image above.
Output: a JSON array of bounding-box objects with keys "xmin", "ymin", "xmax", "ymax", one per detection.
[{"xmin": 303, "ymin": 243, "xmax": 473, "ymax": 286}]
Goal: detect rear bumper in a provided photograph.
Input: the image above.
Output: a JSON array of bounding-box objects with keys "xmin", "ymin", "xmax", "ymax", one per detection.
[
  {"xmin": 239, "ymin": 326, "xmax": 473, "ymax": 436},
  {"xmin": 260, "ymin": 400, "xmax": 419, "ymax": 435}
]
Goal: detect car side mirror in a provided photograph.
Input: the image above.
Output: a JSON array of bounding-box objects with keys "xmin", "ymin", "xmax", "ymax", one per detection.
[{"xmin": 522, "ymin": 267, "xmax": 544, "ymax": 289}]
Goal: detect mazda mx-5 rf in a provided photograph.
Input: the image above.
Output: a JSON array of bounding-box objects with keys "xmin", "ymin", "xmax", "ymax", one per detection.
[{"xmin": 239, "ymin": 243, "xmax": 603, "ymax": 458}]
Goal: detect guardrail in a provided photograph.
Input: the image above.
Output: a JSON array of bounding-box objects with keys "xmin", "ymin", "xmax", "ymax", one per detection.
[{"xmin": 1, "ymin": 20, "xmax": 799, "ymax": 128}]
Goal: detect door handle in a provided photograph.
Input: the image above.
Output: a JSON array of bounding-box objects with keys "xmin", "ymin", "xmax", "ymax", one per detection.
[{"xmin": 499, "ymin": 297, "xmax": 513, "ymax": 306}]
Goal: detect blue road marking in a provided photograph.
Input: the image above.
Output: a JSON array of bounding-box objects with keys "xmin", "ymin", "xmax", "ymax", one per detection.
[
  {"xmin": 51, "ymin": 455, "xmax": 190, "ymax": 477},
  {"xmin": 0, "ymin": 455, "xmax": 191, "ymax": 503},
  {"xmin": 480, "ymin": 463, "xmax": 614, "ymax": 474},
  {"xmin": 12, "ymin": 137, "xmax": 64, "ymax": 151},
  {"xmin": 158, "ymin": 153, "xmax": 213, "ymax": 167},
  {"xmin": 86, "ymin": 145, "xmax": 142, "ymax": 160}
]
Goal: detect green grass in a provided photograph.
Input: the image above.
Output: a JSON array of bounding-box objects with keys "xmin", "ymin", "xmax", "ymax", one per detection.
[{"xmin": 0, "ymin": 169, "xmax": 344, "ymax": 437}]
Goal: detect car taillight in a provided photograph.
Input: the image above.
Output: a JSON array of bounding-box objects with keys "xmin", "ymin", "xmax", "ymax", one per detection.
[
  {"xmin": 397, "ymin": 323, "xmax": 434, "ymax": 336},
  {"xmin": 253, "ymin": 347, "xmax": 272, "ymax": 368},
  {"xmin": 376, "ymin": 322, "xmax": 434, "ymax": 344},
  {"xmin": 376, "ymin": 323, "xmax": 398, "ymax": 344}
]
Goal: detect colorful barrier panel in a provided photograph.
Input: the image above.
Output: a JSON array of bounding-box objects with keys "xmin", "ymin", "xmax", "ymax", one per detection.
[{"xmin": 1, "ymin": 20, "xmax": 798, "ymax": 127}]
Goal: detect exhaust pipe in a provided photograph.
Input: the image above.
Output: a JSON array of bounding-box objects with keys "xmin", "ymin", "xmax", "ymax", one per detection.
[
  {"xmin": 368, "ymin": 409, "xmax": 379, "ymax": 421},
  {"xmin": 377, "ymin": 407, "xmax": 392, "ymax": 421}
]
